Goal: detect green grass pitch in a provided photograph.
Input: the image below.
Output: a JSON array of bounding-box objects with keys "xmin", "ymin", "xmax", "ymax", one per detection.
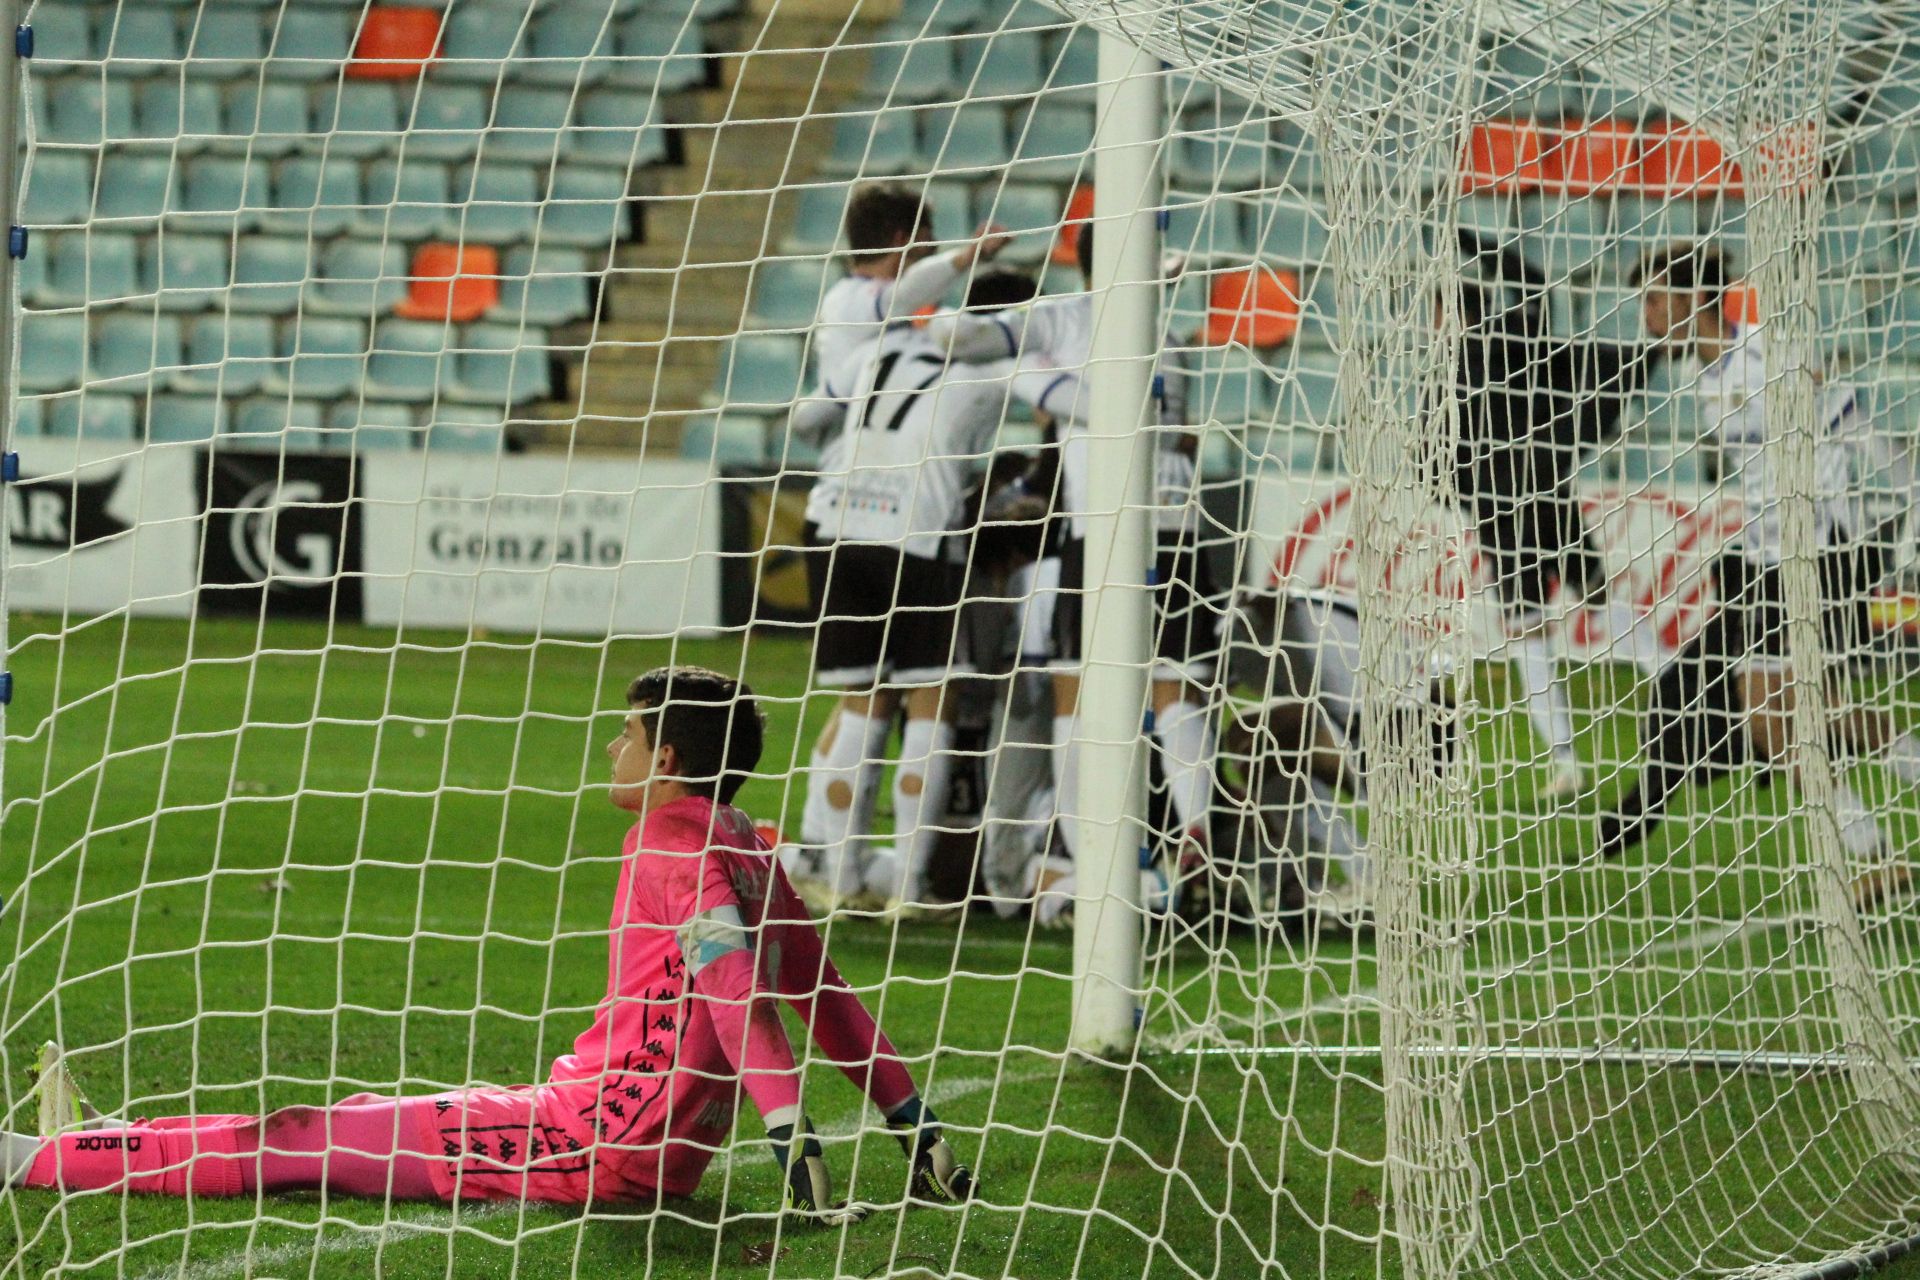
[{"xmin": 4, "ymin": 614, "xmax": 1920, "ymax": 1279}]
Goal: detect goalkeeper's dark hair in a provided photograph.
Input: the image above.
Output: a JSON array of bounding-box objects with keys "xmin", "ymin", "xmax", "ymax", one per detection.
[
  {"xmin": 625, "ymin": 666, "xmax": 765, "ymax": 803},
  {"xmin": 844, "ymin": 181, "xmax": 930, "ymax": 259},
  {"xmin": 966, "ymin": 267, "xmax": 1038, "ymax": 310},
  {"xmin": 1632, "ymin": 240, "xmax": 1731, "ymax": 299}
]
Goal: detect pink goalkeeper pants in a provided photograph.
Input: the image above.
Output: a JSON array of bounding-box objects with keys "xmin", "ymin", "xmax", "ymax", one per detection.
[{"xmin": 24, "ymin": 1093, "xmax": 445, "ymax": 1200}]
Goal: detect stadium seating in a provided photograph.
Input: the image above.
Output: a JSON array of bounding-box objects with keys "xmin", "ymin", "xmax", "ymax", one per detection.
[{"xmin": 47, "ymin": 393, "xmax": 140, "ymax": 442}]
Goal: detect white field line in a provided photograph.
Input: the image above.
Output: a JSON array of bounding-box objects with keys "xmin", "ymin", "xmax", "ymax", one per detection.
[{"xmin": 130, "ymin": 1067, "xmax": 1052, "ymax": 1280}]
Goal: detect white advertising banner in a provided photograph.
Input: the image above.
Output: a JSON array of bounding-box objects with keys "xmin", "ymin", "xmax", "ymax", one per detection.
[
  {"xmin": 359, "ymin": 451, "xmax": 722, "ymax": 637},
  {"xmin": 1247, "ymin": 470, "xmax": 1746, "ymax": 668},
  {"xmin": 4, "ymin": 440, "xmax": 200, "ymax": 618}
]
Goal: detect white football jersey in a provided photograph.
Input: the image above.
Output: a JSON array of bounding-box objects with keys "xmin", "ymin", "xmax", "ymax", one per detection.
[
  {"xmin": 1694, "ymin": 325, "xmax": 1860, "ymax": 565},
  {"xmin": 805, "ymin": 328, "xmax": 1012, "ymax": 561},
  {"xmin": 1001, "ymin": 293, "xmax": 1195, "ymax": 538},
  {"xmin": 810, "ymin": 252, "xmax": 964, "ymax": 403}
]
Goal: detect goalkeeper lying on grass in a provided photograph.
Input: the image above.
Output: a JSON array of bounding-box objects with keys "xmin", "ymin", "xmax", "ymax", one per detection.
[{"xmin": 8, "ymin": 665, "xmax": 974, "ymax": 1222}]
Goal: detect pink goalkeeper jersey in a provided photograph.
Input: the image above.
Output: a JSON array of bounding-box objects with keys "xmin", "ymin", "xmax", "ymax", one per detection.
[{"xmin": 414, "ymin": 794, "xmax": 860, "ymax": 1203}]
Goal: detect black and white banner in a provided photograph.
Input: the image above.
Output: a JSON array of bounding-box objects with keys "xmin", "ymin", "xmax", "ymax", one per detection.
[
  {"xmin": 6, "ymin": 442, "xmax": 199, "ymax": 617},
  {"xmin": 196, "ymin": 449, "xmax": 363, "ymax": 619}
]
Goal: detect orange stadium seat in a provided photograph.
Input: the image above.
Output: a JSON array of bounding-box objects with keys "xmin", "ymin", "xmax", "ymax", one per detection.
[
  {"xmin": 1724, "ymin": 280, "xmax": 1761, "ymax": 325},
  {"xmin": 350, "ymin": 6, "xmax": 443, "ymax": 80},
  {"xmin": 1204, "ymin": 265, "xmax": 1300, "ymax": 348},
  {"xmin": 1054, "ymin": 183, "xmax": 1093, "ymax": 265},
  {"xmin": 1538, "ymin": 119, "xmax": 1641, "ymax": 194},
  {"xmin": 1639, "ymin": 121, "xmax": 1743, "ymax": 197},
  {"xmin": 395, "ymin": 242, "xmax": 500, "ymax": 321},
  {"xmin": 1461, "ymin": 119, "xmax": 1543, "ymax": 194}
]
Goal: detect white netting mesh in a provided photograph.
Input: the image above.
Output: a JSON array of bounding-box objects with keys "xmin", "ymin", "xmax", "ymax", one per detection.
[{"xmin": 7, "ymin": 0, "xmax": 1920, "ymax": 1277}]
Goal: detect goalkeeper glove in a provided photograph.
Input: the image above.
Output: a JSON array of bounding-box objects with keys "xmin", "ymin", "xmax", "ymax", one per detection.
[
  {"xmin": 887, "ymin": 1098, "xmax": 978, "ymax": 1205},
  {"xmin": 768, "ymin": 1120, "xmax": 867, "ymax": 1227}
]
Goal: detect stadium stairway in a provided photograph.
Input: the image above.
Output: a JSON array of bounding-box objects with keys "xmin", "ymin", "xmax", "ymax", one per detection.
[{"xmin": 551, "ymin": 0, "xmax": 891, "ymax": 453}]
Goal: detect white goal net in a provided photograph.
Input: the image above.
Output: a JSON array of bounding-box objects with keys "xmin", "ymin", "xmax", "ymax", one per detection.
[{"xmin": 6, "ymin": 0, "xmax": 1920, "ymax": 1276}]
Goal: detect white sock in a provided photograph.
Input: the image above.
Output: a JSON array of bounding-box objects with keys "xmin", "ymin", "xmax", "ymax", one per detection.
[
  {"xmin": 1051, "ymin": 712, "xmax": 1080, "ymax": 859},
  {"xmin": 3, "ymin": 1131, "xmax": 43, "ymax": 1185},
  {"xmin": 1833, "ymin": 778, "xmax": 1885, "ymax": 860},
  {"xmin": 1513, "ymin": 636, "xmax": 1576, "ymax": 765},
  {"xmin": 893, "ymin": 718, "xmax": 956, "ymax": 903},
  {"xmin": 1153, "ymin": 698, "xmax": 1215, "ymax": 835},
  {"xmin": 797, "ymin": 711, "xmax": 839, "ymax": 852},
  {"xmin": 818, "ymin": 710, "xmax": 890, "ymax": 896},
  {"xmin": 1306, "ymin": 775, "xmax": 1369, "ymax": 886}
]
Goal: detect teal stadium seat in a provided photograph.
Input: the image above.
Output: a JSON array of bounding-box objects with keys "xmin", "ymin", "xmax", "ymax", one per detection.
[
  {"xmin": 223, "ymin": 82, "xmax": 311, "ymax": 157},
  {"xmin": 542, "ymin": 167, "xmax": 629, "ymax": 247},
  {"xmin": 1042, "ymin": 28, "xmax": 1098, "ymax": 99},
  {"xmin": 41, "ymin": 233, "xmax": 141, "ymax": 307},
  {"xmin": 183, "ymin": 6, "xmax": 267, "ymax": 78},
  {"xmin": 425, "ymin": 407, "xmax": 508, "ymax": 452},
  {"xmin": 327, "ymin": 400, "xmax": 421, "ymax": 451},
  {"xmin": 1011, "ymin": 101, "xmax": 1093, "ymax": 182},
  {"xmin": 95, "ymin": 151, "xmax": 177, "ymax": 222},
  {"xmin": 1173, "ymin": 108, "xmax": 1272, "ymax": 190},
  {"xmin": 680, "ymin": 413, "xmax": 770, "ymax": 466},
  {"xmin": 974, "ymin": 183, "xmax": 1058, "ymax": 244},
  {"xmin": 1193, "ymin": 355, "xmax": 1277, "ymax": 428},
  {"xmin": 451, "ymin": 162, "xmax": 541, "ymax": 244},
  {"xmin": 265, "ymin": 8, "xmax": 355, "ymax": 81},
  {"xmin": 923, "ymin": 179, "xmax": 972, "ymax": 244},
  {"xmin": 231, "ymin": 397, "xmax": 324, "ymax": 442},
  {"xmin": 23, "ymin": 153, "xmax": 95, "ymax": 227},
  {"xmin": 265, "ymin": 157, "xmax": 362, "ymax": 236},
  {"xmin": 610, "ymin": 16, "xmax": 706, "ymax": 92},
  {"xmin": 145, "ymin": 393, "xmax": 227, "ymax": 442},
  {"xmin": 231, "ymin": 237, "xmax": 310, "ymax": 313},
  {"xmin": 1275, "ymin": 349, "xmax": 1342, "ymax": 431},
  {"xmin": 958, "ymin": 29, "xmax": 1043, "ymax": 99},
  {"xmin": 17, "ymin": 236, "xmax": 49, "ymax": 306},
  {"xmin": 714, "ymin": 333, "xmax": 804, "ymax": 406},
  {"xmin": 452, "ymin": 322, "xmax": 552, "ymax": 405},
  {"xmin": 30, "ymin": 4, "xmax": 99, "ymax": 69},
  {"xmin": 144, "ymin": 233, "xmax": 231, "ymax": 310},
  {"xmin": 1604, "ymin": 196, "xmax": 1701, "ymax": 277},
  {"xmin": 784, "ymin": 182, "xmax": 852, "ymax": 252},
  {"xmin": 753, "ymin": 257, "xmax": 835, "ymax": 330},
  {"xmin": 896, "ymin": 0, "xmax": 986, "ymax": 32},
  {"xmin": 366, "ymin": 319, "xmax": 454, "ymax": 402},
  {"xmin": 42, "ymin": 77, "xmax": 134, "ymax": 145},
  {"xmin": 1254, "ymin": 197, "xmax": 1331, "ymax": 267},
  {"xmin": 487, "ymin": 86, "xmax": 574, "ymax": 164},
  {"xmin": 1582, "ymin": 285, "xmax": 1646, "ymax": 343},
  {"xmin": 177, "ymin": 314, "xmax": 277, "ymax": 395},
  {"xmin": 404, "ymin": 83, "xmax": 489, "ymax": 161},
  {"xmin": 46, "ymin": 394, "xmax": 139, "ymax": 441},
  {"xmin": 317, "ymin": 82, "xmax": 404, "ymax": 159},
  {"xmin": 1165, "ymin": 202, "xmax": 1251, "ymax": 262},
  {"xmin": 307, "ymin": 240, "xmax": 409, "ymax": 316},
  {"xmin": 865, "ymin": 25, "xmax": 957, "ymax": 104},
  {"xmin": 173, "ymin": 155, "xmax": 270, "ymax": 232},
  {"xmin": 102, "ymin": 8, "xmax": 184, "ymax": 75},
  {"xmin": 93, "ymin": 311, "xmax": 185, "ymax": 388},
  {"xmin": 918, "ymin": 103, "xmax": 1010, "ymax": 172},
  {"xmin": 361, "ymin": 157, "xmax": 454, "ymax": 239},
  {"xmin": 570, "ymin": 91, "xmax": 669, "ymax": 167},
  {"xmin": 499, "ymin": 245, "xmax": 594, "ymax": 325},
  {"xmin": 280, "ymin": 317, "xmax": 369, "ymax": 399},
  {"xmin": 825, "ymin": 111, "xmax": 916, "ymax": 175},
  {"xmin": 1873, "ymin": 290, "xmax": 1920, "ymax": 363},
  {"xmin": 439, "ymin": 3, "xmax": 531, "ymax": 83},
  {"xmin": 522, "ymin": 4, "xmax": 616, "ymax": 88},
  {"xmin": 132, "ymin": 79, "xmax": 223, "ymax": 149},
  {"xmin": 13, "ymin": 398, "xmax": 44, "ymax": 437}
]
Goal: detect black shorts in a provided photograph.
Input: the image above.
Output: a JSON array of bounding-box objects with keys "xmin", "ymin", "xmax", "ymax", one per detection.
[
  {"xmin": 1473, "ymin": 493, "xmax": 1607, "ymax": 620},
  {"xmin": 803, "ymin": 529, "xmax": 967, "ymax": 686},
  {"xmin": 1051, "ymin": 532, "xmax": 1221, "ymax": 678},
  {"xmin": 1642, "ymin": 544, "xmax": 1884, "ymax": 781}
]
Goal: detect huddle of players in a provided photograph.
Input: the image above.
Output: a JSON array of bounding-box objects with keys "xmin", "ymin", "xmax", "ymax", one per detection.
[
  {"xmin": 779, "ymin": 178, "xmax": 1920, "ymax": 925},
  {"xmin": 779, "ymin": 182, "xmax": 1222, "ymax": 922}
]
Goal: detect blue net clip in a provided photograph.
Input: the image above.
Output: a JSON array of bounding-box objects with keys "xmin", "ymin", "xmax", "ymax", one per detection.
[
  {"xmin": 0, "ymin": 672, "xmax": 12, "ymax": 706},
  {"xmin": 15, "ymin": 24, "xmax": 31, "ymax": 58},
  {"xmin": 1155, "ymin": 208, "xmax": 1169, "ymax": 231},
  {"xmin": 1, "ymin": 452, "xmax": 17, "ymax": 483},
  {"xmin": 9, "ymin": 226, "xmax": 26, "ymax": 259}
]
